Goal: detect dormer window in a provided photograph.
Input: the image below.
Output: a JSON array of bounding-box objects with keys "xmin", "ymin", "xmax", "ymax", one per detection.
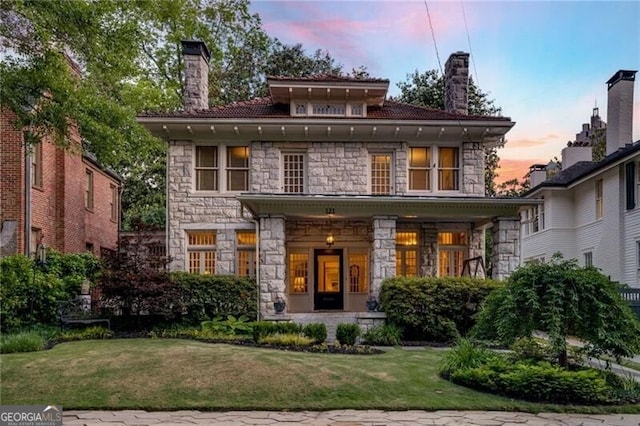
[{"xmin": 291, "ymin": 101, "xmax": 366, "ymax": 117}]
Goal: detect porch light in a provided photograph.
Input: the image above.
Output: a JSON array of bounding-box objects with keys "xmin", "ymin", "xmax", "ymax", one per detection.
[{"xmin": 326, "ymin": 234, "xmax": 335, "ymax": 247}]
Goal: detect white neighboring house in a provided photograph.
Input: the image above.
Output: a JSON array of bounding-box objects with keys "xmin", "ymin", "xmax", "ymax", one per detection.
[{"xmin": 521, "ymin": 70, "xmax": 640, "ymax": 288}]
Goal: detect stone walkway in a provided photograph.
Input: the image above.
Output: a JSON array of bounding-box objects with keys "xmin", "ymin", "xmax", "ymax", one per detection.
[{"xmin": 63, "ymin": 410, "xmax": 640, "ymax": 425}]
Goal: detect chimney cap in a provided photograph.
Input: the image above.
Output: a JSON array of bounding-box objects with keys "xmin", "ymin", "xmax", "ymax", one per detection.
[
  {"xmin": 606, "ymin": 70, "xmax": 636, "ymax": 90},
  {"xmin": 181, "ymin": 40, "xmax": 211, "ymax": 63}
]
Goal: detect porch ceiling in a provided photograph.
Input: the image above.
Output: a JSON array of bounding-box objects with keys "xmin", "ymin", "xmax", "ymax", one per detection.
[{"xmin": 238, "ymin": 194, "xmax": 541, "ymax": 224}]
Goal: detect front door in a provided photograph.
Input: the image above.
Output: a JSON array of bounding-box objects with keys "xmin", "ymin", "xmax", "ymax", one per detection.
[{"xmin": 314, "ymin": 249, "xmax": 343, "ymax": 310}]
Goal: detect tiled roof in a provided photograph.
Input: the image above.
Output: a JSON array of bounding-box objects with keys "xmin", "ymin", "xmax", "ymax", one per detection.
[
  {"xmin": 526, "ymin": 140, "xmax": 640, "ymax": 193},
  {"xmin": 267, "ymin": 74, "xmax": 389, "ymax": 84},
  {"xmin": 139, "ymin": 98, "xmax": 511, "ymax": 122}
]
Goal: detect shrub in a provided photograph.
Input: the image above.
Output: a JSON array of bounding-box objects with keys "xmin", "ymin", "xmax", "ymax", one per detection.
[
  {"xmin": 252, "ymin": 321, "xmax": 302, "ymax": 343},
  {"xmin": 302, "ymin": 323, "xmax": 327, "ymax": 344},
  {"xmin": 201, "ymin": 315, "xmax": 253, "ymax": 336},
  {"xmin": 335, "ymin": 323, "xmax": 361, "ymax": 346},
  {"xmin": 58, "ymin": 326, "xmax": 114, "ymax": 342},
  {"xmin": 0, "ymin": 331, "xmax": 45, "ymax": 353},
  {"xmin": 438, "ymin": 339, "xmax": 494, "ymax": 379},
  {"xmin": 380, "ymin": 276, "xmax": 501, "ymax": 342},
  {"xmin": 258, "ymin": 333, "xmax": 314, "ymax": 346},
  {"xmin": 362, "ymin": 323, "xmax": 402, "ymax": 346},
  {"xmin": 0, "ymin": 253, "xmax": 99, "ymax": 332},
  {"xmin": 508, "ymin": 337, "xmax": 552, "ymax": 363},
  {"xmin": 172, "ymin": 272, "xmax": 257, "ymax": 323}
]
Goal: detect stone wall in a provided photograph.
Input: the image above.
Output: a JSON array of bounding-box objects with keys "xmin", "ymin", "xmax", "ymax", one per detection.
[
  {"xmin": 462, "ymin": 142, "xmax": 485, "ymax": 195},
  {"xmin": 182, "ymin": 41, "xmax": 210, "ymax": 111},
  {"xmin": 259, "ymin": 215, "xmax": 286, "ymax": 314},
  {"xmin": 491, "ymin": 217, "xmax": 520, "ymax": 280},
  {"xmin": 468, "ymin": 226, "xmax": 486, "ymax": 278},
  {"xmin": 371, "ymin": 216, "xmax": 396, "ymax": 295},
  {"xmin": 419, "ymin": 223, "xmax": 438, "ymax": 277},
  {"xmin": 444, "ymin": 52, "xmax": 469, "ymax": 116}
]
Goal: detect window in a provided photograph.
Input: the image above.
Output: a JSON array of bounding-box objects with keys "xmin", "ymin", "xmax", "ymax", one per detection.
[
  {"xmin": 236, "ymin": 231, "xmax": 256, "ymax": 278},
  {"xmin": 438, "ymin": 147, "xmax": 459, "ymax": 191},
  {"xmin": 312, "ymin": 104, "xmax": 346, "ymax": 115},
  {"xmin": 289, "ymin": 252, "xmax": 309, "ymax": 293},
  {"xmin": 438, "ymin": 232, "xmax": 467, "ymax": 277},
  {"xmin": 371, "ymin": 153, "xmax": 392, "ymax": 195},
  {"xmin": 584, "ymin": 251, "xmax": 593, "ymax": 268},
  {"xmin": 227, "ymin": 147, "xmax": 249, "ymax": 191},
  {"xmin": 625, "ymin": 162, "xmax": 636, "ymax": 210},
  {"xmin": 86, "ymin": 242, "xmax": 94, "ymax": 254},
  {"xmin": 110, "ymin": 185, "xmax": 118, "ymax": 221},
  {"xmin": 195, "ymin": 146, "xmax": 218, "ymax": 191},
  {"xmin": 348, "ymin": 252, "xmax": 368, "ymax": 293},
  {"xmin": 31, "ymin": 141, "xmax": 42, "ymax": 188},
  {"xmin": 396, "ymin": 231, "xmax": 418, "ymax": 277},
  {"xmin": 30, "ymin": 228, "xmax": 42, "ymax": 256},
  {"xmin": 85, "ymin": 170, "xmax": 94, "ymax": 210},
  {"xmin": 595, "ymin": 179, "xmax": 603, "ymax": 219},
  {"xmin": 283, "ymin": 152, "xmax": 305, "ymax": 193},
  {"xmin": 292, "ymin": 102, "xmax": 365, "ymax": 117},
  {"xmin": 187, "ymin": 231, "xmax": 216, "ymax": 274},
  {"xmin": 409, "ymin": 147, "xmax": 431, "ymax": 191},
  {"xmin": 637, "ymin": 241, "xmax": 640, "ymax": 273},
  {"xmin": 522, "ymin": 205, "xmax": 544, "ymax": 236}
]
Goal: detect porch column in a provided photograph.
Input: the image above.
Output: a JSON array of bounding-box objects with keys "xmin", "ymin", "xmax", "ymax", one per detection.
[
  {"xmin": 420, "ymin": 223, "xmax": 437, "ymax": 277},
  {"xmin": 215, "ymin": 229, "xmax": 235, "ymax": 274},
  {"xmin": 491, "ymin": 217, "xmax": 520, "ymax": 280},
  {"xmin": 371, "ymin": 216, "xmax": 396, "ymax": 296},
  {"xmin": 468, "ymin": 226, "xmax": 486, "ymax": 279},
  {"xmin": 259, "ymin": 215, "xmax": 286, "ymax": 314}
]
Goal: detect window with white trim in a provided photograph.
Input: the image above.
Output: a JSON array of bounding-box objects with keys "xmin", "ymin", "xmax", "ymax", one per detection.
[
  {"xmin": 409, "ymin": 147, "xmax": 431, "ymax": 191},
  {"xmin": 187, "ymin": 231, "xmax": 216, "ymax": 274},
  {"xmin": 595, "ymin": 179, "xmax": 603, "ymax": 219},
  {"xmin": 396, "ymin": 231, "xmax": 418, "ymax": 277},
  {"xmin": 438, "ymin": 147, "xmax": 460, "ymax": 191},
  {"xmin": 85, "ymin": 170, "xmax": 94, "ymax": 210},
  {"xmin": 282, "ymin": 152, "xmax": 306, "ymax": 193},
  {"xmin": 292, "ymin": 102, "xmax": 365, "ymax": 117},
  {"xmin": 227, "ymin": 146, "xmax": 249, "ymax": 191},
  {"xmin": 438, "ymin": 232, "xmax": 467, "ymax": 277},
  {"xmin": 522, "ymin": 202, "xmax": 544, "ymax": 236},
  {"xmin": 584, "ymin": 251, "xmax": 593, "ymax": 268},
  {"xmin": 371, "ymin": 153, "xmax": 393, "ymax": 195},
  {"xmin": 30, "ymin": 139, "xmax": 42, "ymax": 188},
  {"xmin": 195, "ymin": 146, "xmax": 218, "ymax": 191},
  {"xmin": 236, "ymin": 231, "xmax": 256, "ymax": 278}
]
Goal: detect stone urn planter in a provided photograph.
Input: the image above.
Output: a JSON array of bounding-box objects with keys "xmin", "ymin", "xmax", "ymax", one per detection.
[
  {"xmin": 273, "ymin": 296, "xmax": 286, "ymax": 314},
  {"xmin": 366, "ymin": 295, "xmax": 379, "ymax": 312}
]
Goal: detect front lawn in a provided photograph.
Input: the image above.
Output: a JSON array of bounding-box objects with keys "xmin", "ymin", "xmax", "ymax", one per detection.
[{"xmin": 1, "ymin": 339, "xmax": 638, "ymax": 413}]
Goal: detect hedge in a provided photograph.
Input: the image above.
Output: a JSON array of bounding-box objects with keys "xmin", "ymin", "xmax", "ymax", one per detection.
[{"xmin": 379, "ymin": 276, "xmax": 502, "ymax": 342}]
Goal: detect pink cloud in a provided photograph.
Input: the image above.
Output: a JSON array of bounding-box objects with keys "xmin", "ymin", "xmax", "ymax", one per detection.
[
  {"xmin": 496, "ymin": 158, "xmax": 545, "ymax": 185},
  {"xmin": 507, "ymin": 133, "xmax": 562, "ymax": 148}
]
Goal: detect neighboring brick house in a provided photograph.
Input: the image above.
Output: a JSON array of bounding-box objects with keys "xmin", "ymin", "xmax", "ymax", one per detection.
[
  {"xmin": 0, "ymin": 108, "xmax": 122, "ymax": 257},
  {"xmin": 138, "ymin": 41, "xmax": 536, "ymax": 320},
  {"xmin": 521, "ymin": 70, "xmax": 639, "ymax": 288}
]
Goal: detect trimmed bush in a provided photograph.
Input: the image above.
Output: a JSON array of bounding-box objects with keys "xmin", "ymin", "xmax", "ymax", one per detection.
[
  {"xmin": 258, "ymin": 333, "xmax": 314, "ymax": 346},
  {"xmin": 302, "ymin": 323, "xmax": 327, "ymax": 344},
  {"xmin": 252, "ymin": 321, "xmax": 302, "ymax": 343},
  {"xmin": 362, "ymin": 323, "xmax": 401, "ymax": 346},
  {"xmin": 380, "ymin": 276, "xmax": 501, "ymax": 342},
  {"xmin": 171, "ymin": 272, "xmax": 258, "ymax": 323},
  {"xmin": 0, "ymin": 331, "xmax": 45, "ymax": 353},
  {"xmin": 57, "ymin": 326, "xmax": 114, "ymax": 342},
  {"xmin": 335, "ymin": 323, "xmax": 361, "ymax": 346}
]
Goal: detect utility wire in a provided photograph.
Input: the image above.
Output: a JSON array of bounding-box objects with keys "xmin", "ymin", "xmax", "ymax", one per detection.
[
  {"xmin": 424, "ymin": 0, "xmax": 443, "ymax": 74},
  {"xmin": 461, "ymin": 0, "xmax": 480, "ymax": 88}
]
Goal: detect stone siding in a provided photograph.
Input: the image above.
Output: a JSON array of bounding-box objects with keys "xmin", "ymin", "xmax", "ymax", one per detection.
[
  {"xmin": 491, "ymin": 217, "xmax": 521, "ymax": 280},
  {"xmin": 259, "ymin": 215, "xmax": 286, "ymax": 314},
  {"xmin": 371, "ymin": 216, "xmax": 396, "ymax": 295},
  {"xmin": 444, "ymin": 52, "xmax": 469, "ymax": 115},
  {"xmin": 462, "ymin": 142, "xmax": 485, "ymax": 195},
  {"xmin": 182, "ymin": 47, "xmax": 209, "ymax": 111},
  {"xmin": 419, "ymin": 223, "xmax": 438, "ymax": 277}
]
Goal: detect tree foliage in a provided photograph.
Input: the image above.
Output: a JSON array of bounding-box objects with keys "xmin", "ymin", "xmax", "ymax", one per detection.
[
  {"xmin": 472, "ymin": 255, "xmax": 640, "ymax": 366},
  {"xmin": 395, "ymin": 69, "xmax": 503, "ymax": 196}
]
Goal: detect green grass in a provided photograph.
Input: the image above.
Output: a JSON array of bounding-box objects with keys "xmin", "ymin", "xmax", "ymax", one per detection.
[{"xmin": 1, "ymin": 338, "xmax": 638, "ymax": 412}]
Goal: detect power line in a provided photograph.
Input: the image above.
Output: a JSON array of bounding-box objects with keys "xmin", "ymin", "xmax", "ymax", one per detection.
[
  {"xmin": 461, "ymin": 0, "xmax": 480, "ymax": 88},
  {"xmin": 424, "ymin": 0, "xmax": 443, "ymax": 74}
]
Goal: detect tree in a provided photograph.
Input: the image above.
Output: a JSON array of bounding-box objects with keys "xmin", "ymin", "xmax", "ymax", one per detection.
[
  {"xmin": 395, "ymin": 70, "xmax": 503, "ymax": 196},
  {"xmin": 496, "ymin": 177, "xmax": 530, "ymax": 197},
  {"xmin": 262, "ymin": 41, "xmax": 343, "ymax": 80},
  {"xmin": 472, "ymin": 255, "xmax": 640, "ymax": 367}
]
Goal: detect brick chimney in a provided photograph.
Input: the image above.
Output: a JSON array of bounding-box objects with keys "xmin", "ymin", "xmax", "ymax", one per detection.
[
  {"xmin": 606, "ymin": 70, "xmax": 636, "ymax": 155},
  {"xmin": 444, "ymin": 52, "xmax": 469, "ymax": 115},
  {"xmin": 181, "ymin": 40, "xmax": 211, "ymax": 111}
]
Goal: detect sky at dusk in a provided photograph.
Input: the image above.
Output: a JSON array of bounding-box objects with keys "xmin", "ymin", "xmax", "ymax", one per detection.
[{"xmin": 250, "ymin": 0, "xmax": 640, "ymax": 183}]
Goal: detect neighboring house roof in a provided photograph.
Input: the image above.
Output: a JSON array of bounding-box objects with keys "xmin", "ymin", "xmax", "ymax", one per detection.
[
  {"xmin": 267, "ymin": 74, "xmax": 390, "ymax": 84},
  {"xmin": 138, "ymin": 98, "xmax": 511, "ymax": 122},
  {"xmin": 83, "ymin": 152, "xmax": 123, "ymax": 183},
  {"xmin": 524, "ymin": 140, "xmax": 640, "ymax": 195}
]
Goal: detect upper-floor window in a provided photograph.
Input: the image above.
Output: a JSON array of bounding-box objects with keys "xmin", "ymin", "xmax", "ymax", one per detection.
[
  {"xmin": 371, "ymin": 153, "xmax": 393, "ymax": 195},
  {"xmin": 195, "ymin": 145, "xmax": 250, "ymax": 192},
  {"xmin": 31, "ymin": 140, "xmax": 42, "ymax": 188},
  {"xmin": 625, "ymin": 161, "xmax": 636, "ymax": 210},
  {"xmin": 409, "ymin": 147, "xmax": 431, "ymax": 191},
  {"xmin": 227, "ymin": 147, "xmax": 249, "ymax": 191},
  {"xmin": 595, "ymin": 179, "xmax": 603, "ymax": 219},
  {"xmin": 282, "ymin": 152, "xmax": 306, "ymax": 193},
  {"xmin": 187, "ymin": 231, "xmax": 216, "ymax": 274},
  {"xmin": 438, "ymin": 231, "xmax": 467, "ymax": 277},
  {"xmin": 438, "ymin": 147, "xmax": 459, "ymax": 191},
  {"xmin": 292, "ymin": 102, "xmax": 366, "ymax": 117},
  {"xmin": 236, "ymin": 231, "xmax": 256, "ymax": 278},
  {"xmin": 85, "ymin": 170, "xmax": 94, "ymax": 210},
  {"xmin": 110, "ymin": 184, "xmax": 118, "ymax": 222},
  {"xmin": 396, "ymin": 231, "xmax": 418, "ymax": 277}
]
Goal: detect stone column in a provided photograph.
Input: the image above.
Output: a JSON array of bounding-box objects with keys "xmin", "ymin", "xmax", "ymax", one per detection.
[
  {"xmin": 420, "ymin": 223, "xmax": 437, "ymax": 277},
  {"xmin": 491, "ymin": 217, "xmax": 521, "ymax": 280},
  {"xmin": 468, "ymin": 226, "xmax": 486, "ymax": 278},
  {"xmin": 371, "ymin": 216, "xmax": 396, "ymax": 296},
  {"xmin": 259, "ymin": 215, "xmax": 286, "ymax": 314},
  {"xmin": 215, "ymin": 229, "xmax": 235, "ymax": 274},
  {"xmin": 462, "ymin": 142, "xmax": 485, "ymax": 195}
]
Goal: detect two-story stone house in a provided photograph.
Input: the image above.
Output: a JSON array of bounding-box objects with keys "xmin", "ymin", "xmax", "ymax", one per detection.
[{"xmin": 138, "ymin": 41, "xmax": 535, "ymax": 319}]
